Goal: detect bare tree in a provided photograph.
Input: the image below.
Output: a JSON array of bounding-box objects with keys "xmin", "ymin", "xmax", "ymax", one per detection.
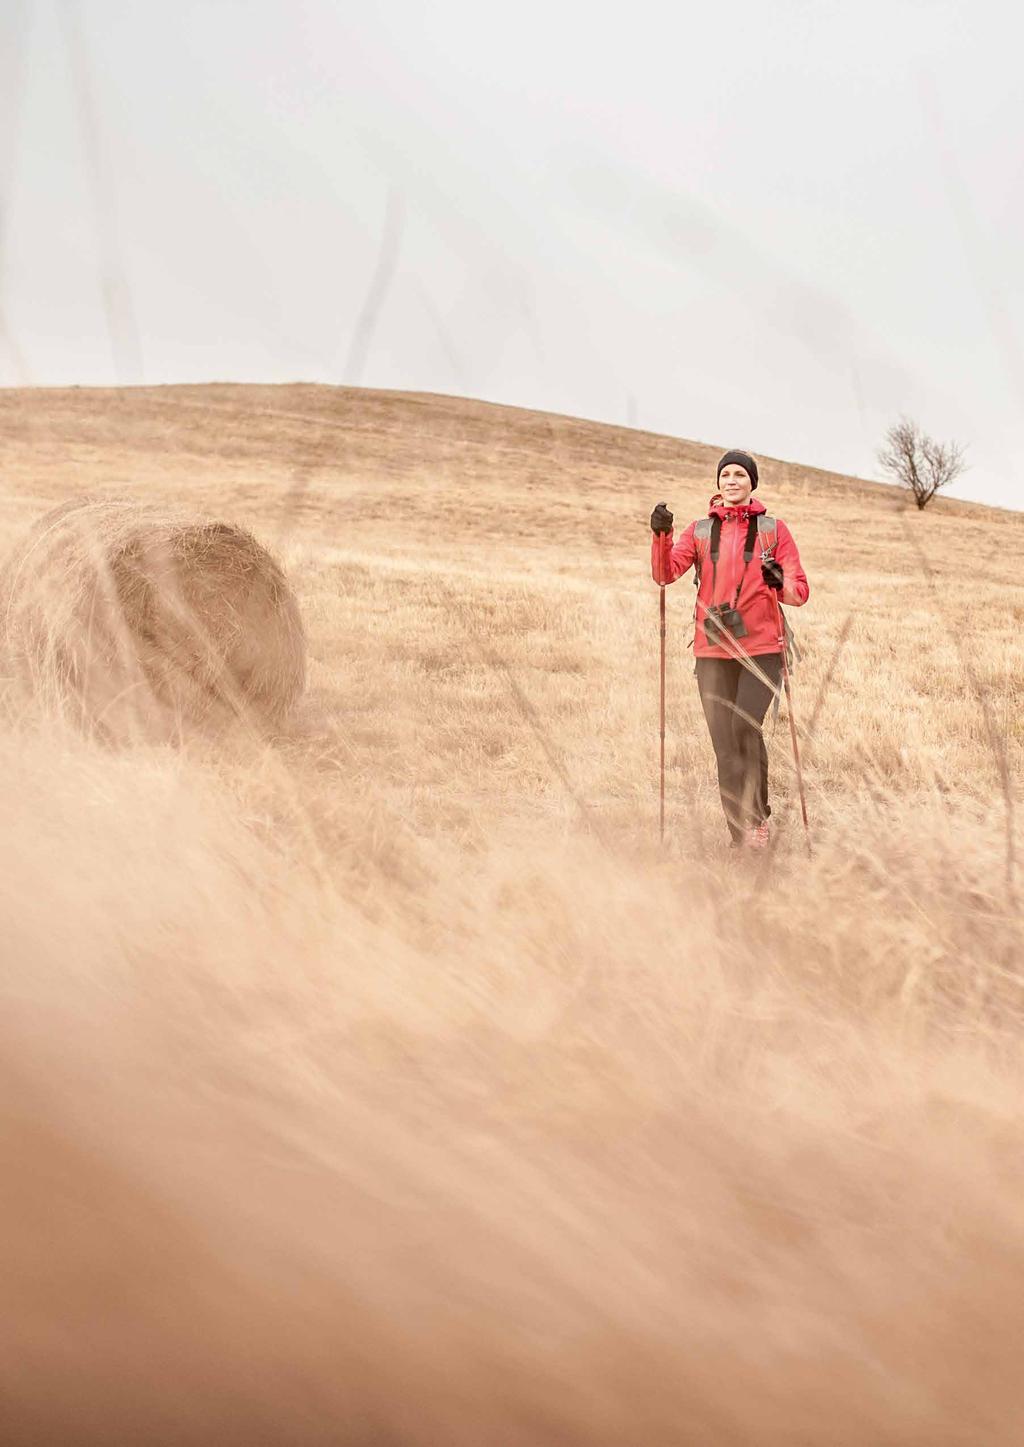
[{"xmin": 877, "ymin": 416, "xmax": 968, "ymax": 510}]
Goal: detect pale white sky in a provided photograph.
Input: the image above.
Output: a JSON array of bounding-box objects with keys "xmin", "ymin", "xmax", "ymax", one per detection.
[{"xmin": 2, "ymin": 0, "xmax": 1022, "ymax": 508}]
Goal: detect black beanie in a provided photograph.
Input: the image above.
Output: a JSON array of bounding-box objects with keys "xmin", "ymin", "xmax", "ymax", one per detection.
[{"xmin": 716, "ymin": 449, "xmax": 759, "ymax": 490}]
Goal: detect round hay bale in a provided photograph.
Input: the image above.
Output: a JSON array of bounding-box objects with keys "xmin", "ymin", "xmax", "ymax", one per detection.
[{"xmin": 0, "ymin": 497, "xmax": 306, "ymax": 741}]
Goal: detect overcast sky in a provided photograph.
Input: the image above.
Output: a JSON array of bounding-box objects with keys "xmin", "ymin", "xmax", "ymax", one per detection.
[{"xmin": 2, "ymin": 0, "xmax": 1021, "ymax": 508}]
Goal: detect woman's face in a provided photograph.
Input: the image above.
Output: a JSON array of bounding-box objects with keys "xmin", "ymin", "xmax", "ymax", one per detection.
[{"xmin": 719, "ymin": 464, "xmax": 753, "ymax": 506}]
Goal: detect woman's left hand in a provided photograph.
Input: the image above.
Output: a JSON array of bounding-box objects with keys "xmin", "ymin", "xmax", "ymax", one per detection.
[{"xmin": 761, "ymin": 558, "xmax": 784, "ymax": 590}]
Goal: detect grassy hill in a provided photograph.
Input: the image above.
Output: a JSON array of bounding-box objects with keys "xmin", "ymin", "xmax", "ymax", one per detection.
[
  {"xmin": 3, "ymin": 383, "xmax": 1019, "ymax": 821},
  {"xmin": 2, "ymin": 384, "xmax": 1023, "ymax": 1444}
]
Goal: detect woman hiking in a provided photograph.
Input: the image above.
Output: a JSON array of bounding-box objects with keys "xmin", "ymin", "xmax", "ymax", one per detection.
[{"xmin": 650, "ymin": 449, "xmax": 809, "ymax": 851}]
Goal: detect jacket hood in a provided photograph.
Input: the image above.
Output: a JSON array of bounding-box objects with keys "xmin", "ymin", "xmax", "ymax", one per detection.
[{"xmin": 708, "ymin": 495, "xmax": 767, "ymax": 521}]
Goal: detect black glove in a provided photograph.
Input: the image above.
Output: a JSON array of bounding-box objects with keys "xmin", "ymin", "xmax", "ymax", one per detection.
[
  {"xmin": 761, "ymin": 558, "xmax": 784, "ymax": 590},
  {"xmin": 650, "ymin": 502, "xmax": 674, "ymax": 534}
]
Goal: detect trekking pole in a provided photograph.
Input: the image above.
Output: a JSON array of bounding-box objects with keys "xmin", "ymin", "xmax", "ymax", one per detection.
[
  {"xmin": 768, "ymin": 583, "xmax": 812, "ymax": 857},
  {"xmin": 659, "ymin": 534, "xmax": 667, "ymax": 846},
  {"xmin": 650, "ymin": 520, "xmax": 672, "ymax": 846}
]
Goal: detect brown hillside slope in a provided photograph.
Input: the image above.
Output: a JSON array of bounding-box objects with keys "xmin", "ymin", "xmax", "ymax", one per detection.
[{"xmin": 1, "ymin": 384, "xmax": 1020, "ymax": 812}]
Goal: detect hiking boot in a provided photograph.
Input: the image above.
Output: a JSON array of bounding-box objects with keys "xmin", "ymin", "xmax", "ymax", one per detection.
[{"xmin": 743, "ymin": 820, "xmax": 771, "ymax": 850}]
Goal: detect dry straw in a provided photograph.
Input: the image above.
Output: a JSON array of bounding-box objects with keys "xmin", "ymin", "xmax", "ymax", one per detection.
[{"xmin": 0, "ymin": 497, "xmax": 305, "ymax": 742}]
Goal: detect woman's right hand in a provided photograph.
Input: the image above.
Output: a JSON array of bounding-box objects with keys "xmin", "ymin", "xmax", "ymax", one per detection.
[{"xmin": 650, "ymin": 502, "xmax": 674, "ymax": 534}]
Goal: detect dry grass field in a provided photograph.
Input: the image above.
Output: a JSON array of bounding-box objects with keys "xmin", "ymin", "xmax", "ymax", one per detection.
[{"xmin": 2, "ymin": 383, "xmax": 1023, "ymax": 1444}]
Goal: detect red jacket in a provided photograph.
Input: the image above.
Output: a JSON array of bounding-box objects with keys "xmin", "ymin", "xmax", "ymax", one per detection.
[{"xmin": 651, "ymin": 495, "xmax": 809, "ymax": 659}]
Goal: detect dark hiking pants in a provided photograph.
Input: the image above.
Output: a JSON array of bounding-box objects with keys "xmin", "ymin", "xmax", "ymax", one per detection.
[{"xmin": 694, "ymin": 653, "xmax": 783, "ymax": 842}]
